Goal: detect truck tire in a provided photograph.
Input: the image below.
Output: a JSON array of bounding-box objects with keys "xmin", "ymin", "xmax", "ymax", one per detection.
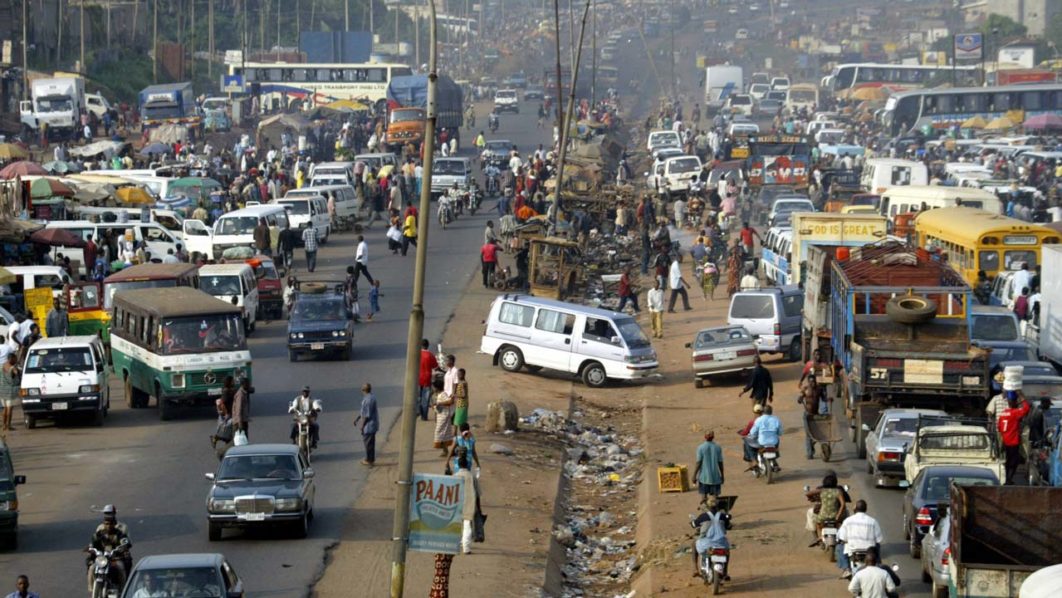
[{"xmin": 885, "ymin": 295, "xmax": 937, "ymax": 325}]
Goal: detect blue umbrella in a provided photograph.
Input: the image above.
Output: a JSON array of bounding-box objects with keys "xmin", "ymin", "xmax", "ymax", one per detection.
[{"xmin": 140, "ymin": 142, "xmax": 170, "ymax": 156}]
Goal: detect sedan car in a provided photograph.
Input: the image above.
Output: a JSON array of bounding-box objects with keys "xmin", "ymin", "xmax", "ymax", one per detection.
[
  {"xmin": 524, "ymin": 85, "xmax": 544, "ymax": 100},
  {"xmin": 864, "ymin": 408, "xmax": 947, "ymax": 486},
  {"xmin": 206, "ymin": 444, "xmax": 316, "ymax": 540},
  {"xmin": 686, "ymin": 326, "xmax": 758, "ymax": 388},
  {"xmin": 983, "ymin": 340, "xmax": 1039, "ymax": 373},
  {"xmin": 755, "ymin": 98, "xmax": 784, "ymax": 117},
  {"xmin": 920, "ymin": 514, "xmax": 951, "ymax": 598},
  {"xmin": 902, "ymin": 465, "xmax": 998, "ymax": 558},
  {"xmin": 122, "ymin": 553, "xmax": 245, "ymax": 598},
  {"xmin": 990, "ymin": 360, "xmax": 1058, "ymax": 394}
]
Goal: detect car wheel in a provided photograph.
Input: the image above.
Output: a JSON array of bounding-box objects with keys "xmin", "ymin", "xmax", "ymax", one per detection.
[
  {"xmin": 787, "ymin": 339, "xmax": 801, "ymax": 362},
  {"xmin": 581, "ymin": 362, "xmax": 607, "ymax": 388},
  {"xmin": 91, "ymin": 406, "xmax": 105, "ymax": 427},
  {"xmin": 25, "ymin": 415, "xmax": 36, "ymax": 430},
  {"xmin": 289, "ymin": 350, "xmax": 298, "ymax": 362},
  {"xmin": 932, "ymin": 580, "xmax": 947, "ymax": 598},
  {"xmin": 293, "ymin": 511, "xmax": 309, "ymax": 539},
  {"xmin": 694, "ymin": 377, "xmax": 705, "ymax": 389},
  {"xmin": 909, "ymin": 534, "xmax": 921, "ymax": 559},
  {"xmin": 208, "ymin": 522, "xmax": 222, "ymax": 542},
  {"xmin": 158, "ymin": 393, "xmax": 173, "ymax": 421},
  {"xmin": 498, "ymin": 346, "xmax": 524, "ymax": 372}
]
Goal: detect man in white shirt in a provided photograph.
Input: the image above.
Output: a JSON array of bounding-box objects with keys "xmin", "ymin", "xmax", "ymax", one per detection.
[
  {"xmin": 836, "ymin": 500, "xmax": 884, "ymax": 579},
  {"xmin": 667, "ymin": 256, "xmax": 692, "ymax": 312},
  {"xmin": 442, "ymin": 354, "xmax": 458, "ymax": 397},
  {"xmin": 740, "ymin": 267, "xmax": 760, "ymax": 291},
  {"xmin": 353, "ymin": 235, "xmax": 374, "ymax": 287},
  {"xmin": 847, "ymin": 547, "xmax": 896, "ymax": 598},
  {"xmin": 509, "ymin": 152, "xmax": 523, "ymax": 174},
  {"xmin": 1011, "ymin": 263, "xmax": 1032, "ymax": 297},
  {"xmin": 647, "ymin": 280, "xmax": 665, "ymax": 339}
]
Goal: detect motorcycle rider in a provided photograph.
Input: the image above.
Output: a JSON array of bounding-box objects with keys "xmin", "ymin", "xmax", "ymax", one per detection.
[
  {"xmin": 847, "ymin": 547, "xmax": 896, "ymax": 597},
  {"xmin": 836, "ymin": 499, "xmax": 884, "ymax": 579},
  {"xmin": 746, "ymin": 404, "xmax": 783, "ymax": 471},
  {"xmin": 690, "ymin": 495, "xmax": 732, "ymax": 581},
  {"xmin": 86, "ymin": 504, "xmax": 132, "ymax": 593},
  {"xmin": 288, "ymin": 385, "xmax": 321, "ymax": 450},
  {"xmin": 488, "ymin": 109, "xmax": 499, "ymax": 132},
  {"xmin": 806, "ymin": 470, "xmax": 849, "ymax": 547}
]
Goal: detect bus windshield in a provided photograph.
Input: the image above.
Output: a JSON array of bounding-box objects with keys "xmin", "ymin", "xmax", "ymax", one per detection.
[
  {"xmin": 216, "ymin": 217, "xmax": 258, "ymax": 235},
  {"xmin": 162, "ymin": 314, "xmax": 246, "ymax": 354},
  {"xmin": 104, "ymin": 280, "xmax": 179, "ymax": 309},
  {"xmin": 200, "ymin": 275, "xmax": 242, "ymax": 297},
  {"xmin": 25, "ymin": 347, "xmax": 94, "ymax": 373}
]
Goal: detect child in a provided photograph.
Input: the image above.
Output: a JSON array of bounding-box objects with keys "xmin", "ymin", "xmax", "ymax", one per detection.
[{"xmin": 368, "ymin": 280, "xmax": 381, "ymax": 321}]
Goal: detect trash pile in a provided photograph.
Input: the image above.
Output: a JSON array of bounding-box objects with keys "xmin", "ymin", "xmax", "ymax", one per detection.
[{"xmin": 522, "ymin": 405, "xmax": 644, "ymax": 597}]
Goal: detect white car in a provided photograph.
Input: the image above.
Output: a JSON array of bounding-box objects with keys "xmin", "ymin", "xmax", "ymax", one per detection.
[
  {"xmin": 748, "ymin": 83, "xmax": 771, "ymax": 100},
  {"xmin": 735, "ymin": 28, "xmax": 749, "ymax": 40},
  {"xmin": 493, "ymin": 89, "xmax": 520, "ymax": 114},
  {"xmin": 647, "ymin": 129, "xmax": 681, "ymax": 154},
  {"xmin": 770, "ymin": 77, "xmax": 791, "ymax": 91},
  {"xmin": 726, "ymin": 94, "xmax": 753, "ymax": 116},
  {"xmin": 727, "ymin": 123, "xmax": 760, "ymax": 136}
]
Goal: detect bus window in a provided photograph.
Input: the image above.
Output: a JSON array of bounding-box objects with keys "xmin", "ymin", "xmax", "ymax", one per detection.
[
  {"xmin": 1022, "ymin": 92, "xmax": 1044, "ymax": 111},
  {"xmin": 990, "ymin": 92, "xmax": 1011, "ymax": 111},
  {"xmin": 979, "ymin": 250, "xmax": 999, "ymax": 272},
  {"xmin": 391, "ymin": 67, "xmax": 413, "ymax": 77},
  {"xmin": 1004, "ymin": 250, "xmax": 1036, "ymax": 271},
  {"xmin": 366, "ymin": 68, "xmax": 386, "ymax": 82},
  {"xmin": 243, "ymin": 68, "xmax": 256, "ymax": 81}
]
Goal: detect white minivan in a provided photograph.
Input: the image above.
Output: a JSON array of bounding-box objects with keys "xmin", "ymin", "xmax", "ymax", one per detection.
[
  {"xmin": 198, "ymin": 263, "xmax": 259, "ymax": 333},
  {"xmin": 286, "ymin": 184, "xmax": 359, "ymax": 221},
  {"xmin": 480, "ymin": 294, "xmax": 658, "ymax": 388},
  {"xmin": 276, "ymin": 195, "xmax": 330, "ymax": 243},
  {"xmin": 44, "ymin": 221, "xmax": 181, "ymax": 274},
  {"xmin": 183, "ymin": 204, "xmax": 290, "ymax": 260},
  {"xmin": 19, "ymin": 335, "xmax": 110, "ymax": 428}
]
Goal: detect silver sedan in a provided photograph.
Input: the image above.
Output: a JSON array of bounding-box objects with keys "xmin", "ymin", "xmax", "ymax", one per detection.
[
  {"xmin": 920, "ymin": 514, "xmax": 950, "ymax": 598},
  {"xmin": 864, "ymin": 408, "xmax": 947, "ymax": 486},
  {"xmin": 686, "ymin": 326, "xmax": 758, "ymax": 388}
]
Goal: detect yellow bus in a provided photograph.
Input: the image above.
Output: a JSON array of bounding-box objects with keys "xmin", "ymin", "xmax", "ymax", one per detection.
[{"xmin": 914, "ymin": 207, "xmax": 1061, "ymax": 285}]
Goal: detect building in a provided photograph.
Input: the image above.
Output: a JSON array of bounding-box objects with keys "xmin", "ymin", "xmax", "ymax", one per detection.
[{"xmin": 961, "ymin": 0, "xmax": 1061, "ymax": 38}]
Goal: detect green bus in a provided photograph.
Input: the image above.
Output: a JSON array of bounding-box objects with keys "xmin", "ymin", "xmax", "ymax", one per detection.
[{"xmin": 110, "ymin": 287, "xmax": 252, "ymax": 420}]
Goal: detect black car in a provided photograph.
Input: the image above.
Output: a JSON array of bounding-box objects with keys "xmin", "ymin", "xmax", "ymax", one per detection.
[
  {"xmin": 901, "ymin": 465, "xmax": 998, "ymax": 558},
  {"xmin": 206, "ymin": 444, "xmax": 316, "ymax": 540},
  {"xmin": 287, "ymin": 281, "xmax": 354, "ymax": 361},
  {"xmin": 0, "ymin": 438, "xmax": 27, "ymax": 549},
  {"xmin": 122, "ymin": 553, "xmax": 245, "ymax": 598}
]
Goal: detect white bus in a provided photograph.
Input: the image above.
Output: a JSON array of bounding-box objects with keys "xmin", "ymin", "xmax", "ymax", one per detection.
[
  {"xmin": 229, "ymin": 61, "xmax": 415, "ymax": 112},
  {"xmin": 821, "ymin": 63, "xmax": 979, "ymax": 96},
  {"xmin": 882, "ymin": 83, "xmax": 1062, "ymax": 136},
  {"xmin": 785, "ymin": 83, "xmax": 818, "ymax": 113}
]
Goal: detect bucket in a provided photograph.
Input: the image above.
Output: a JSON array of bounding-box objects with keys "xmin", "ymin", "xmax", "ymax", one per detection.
[{"xmin": 1002, "ymin": 365, "xmax": 1024, "ymax": 391}]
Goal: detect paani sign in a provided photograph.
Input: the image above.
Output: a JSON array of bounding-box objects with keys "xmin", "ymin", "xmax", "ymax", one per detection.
[{"xmin": 408, "ymin": 473, "xmax": 465, "ymax": 554}]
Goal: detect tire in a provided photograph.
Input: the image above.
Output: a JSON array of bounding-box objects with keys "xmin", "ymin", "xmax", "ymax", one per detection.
[
  {"xmin": 713, "ymin": 572, "xmax": 722, "ymax": 595},
  {"xmin": 25, "ymin": 415, "xmax": 36, "ymax": 430},
  {"xmin": 827, "ymin": 543, "xmax": 836, "ymax": 562},
  {"xmin": 125, "ymin": 376, "xmax": 136, "ymax": 408},
  {"xmin": 92, "ymin": 580, "xmax": 104, "ymax": 598},
  {"xmin": 340, "ymin": 347, "xmax": 352, "ymax": 361},
  {"xmin": 909, "ymin": 535, "xmax": 921, "ymax": 559},
  {"xmin": 581, "ymin": 362, "xmax": 608, "ymax": 388},
  {"xmin": 498, "ymin": 346, "xmax": 524, "ymax": 372},
  {"xmin": 208, "ymin": 522, "xmax": 222, "ymax": 541},
  {"xmin": 91, "ymin": 406, "xmax": 105, "ymax": 427},
  {"xmin": 787, "ymin": 338, "xmax": 801, "ymax": 362},
  {"xmin": 293, "ymin": 511, "xmax": 309, "ymax": 539},
  {"xmin": 765, "ymin": 463, "xmax": 774, "ymax": 484},
  {"xmin": 289, "ymin": 350, "xmax": 298, "ymax": 362},
  {"xmin": 820, "ymin": 443, "xmax": 832, "ymax": 462},
  {"xmin": 524, "ymin": 365, "xmax": 542, "ymax": 373},
  {"xmin": 695, "ymin": 377, "xmax": 705, "ymax": 389},
  {"xmin": 885, "ymin": 294, "xmax": 938, "ymax": 325},
  {"xmin": 158, "ymin": 395, "xmax": 173, "ymax": 421}
]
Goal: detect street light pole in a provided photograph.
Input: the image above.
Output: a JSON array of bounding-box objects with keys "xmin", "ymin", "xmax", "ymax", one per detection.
[
  {"xmin": 79, "ymin": 0, "xmax": 84, "ymax": 73},
  {"xmin": 21, "ymin": 0, "xmax": 28, "ymax": 100},
  {"xmin": 552, "ymin": 0, "xmax": 592, "ymax": 227},
  {"xmin": 389, "ymin": 2, "xmax": 437, "ymax": 597}
]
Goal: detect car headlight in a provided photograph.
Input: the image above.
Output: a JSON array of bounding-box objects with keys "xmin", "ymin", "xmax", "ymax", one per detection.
[
  {"xmin": 171, "ymin": 374, "xmax": 185, "ymax": 389},
  {"xmin": 290, "ymin": 333, "xmax": 298, "ymax": 339},
  {"xmin": 79, "ymin": 384, "xmax": 100, "ymax": 393},
  {"xmin": 275, "ymin": 498, "xmax": 303, "ymax": 512},
  {"xmin": 297, "ymin": 333, "xmax": 305, "ymax": 339},
  {"xmin": 19, "ymin": 388, "xmax": 40, "ymax": 397},
  {"xmin": 208, "ymin": 498, "xmax": 235, "ymax": 513},
  {"xmin": 337, "ymin": 329, "xmax": 346, "ymax": 337},
  {"xmin": 332, "ymin": 330, "xmax": 340, "ymax": 337},
  {"xmin": 0, "ymin": 499, "xmax": 16, "ymax": 511}
]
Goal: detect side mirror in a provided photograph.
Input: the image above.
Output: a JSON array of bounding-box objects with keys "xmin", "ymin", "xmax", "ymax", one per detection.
[
  {"xmin": 610, "ymin": 335, "xmax": 622, "ymax": 345},
  {"xmin": 643, "ymin": 172, "xmax": 650, "ymax": 177},
  {"xmin": 861, "ymin": 424, "xmax": 871, "ymax": 432},
  {"xmin": 684, "ymin": 342, "xmax": 692, "ymax": 348},
  {"xmin": 303, "ymin": 468, "xmax": 315, "ymax": 479},
  {"xmin": 205, "ymin": 473, "xmax": 215, "ymax": 481},
  {"xmin": 13, "ymin": 475, "xmax": 25, "ymax": 485},
  {"xmin": 898, "ymin": 480, "xmax": 910, "ymax": 489},
  {"xmin": 802, "ymin": 484, "xmax": 811, "ymax": 492}
]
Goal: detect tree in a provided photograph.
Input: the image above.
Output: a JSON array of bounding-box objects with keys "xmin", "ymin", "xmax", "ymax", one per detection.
[
  {"xmin": 1047, "ymin": 12, "xmax": 1062, "ymax": 57},
  {"xmin": 982, "ymin": 13, "xmax": 1027, "ymax": 39}
]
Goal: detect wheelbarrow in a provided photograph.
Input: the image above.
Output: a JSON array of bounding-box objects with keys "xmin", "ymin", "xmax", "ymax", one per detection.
[{"xmin": 805, "ymin": 413, "xmax": 841, "ymax": 462}]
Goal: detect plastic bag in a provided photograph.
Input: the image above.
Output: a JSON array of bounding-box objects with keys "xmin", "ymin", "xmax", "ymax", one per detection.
[{"xmin": 233, "ymin": 429, "xmax": 248, "ymax": 446}]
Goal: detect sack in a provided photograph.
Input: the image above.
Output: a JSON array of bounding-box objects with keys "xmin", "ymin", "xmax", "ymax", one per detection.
[{"xmin": 233, "ymin": 430, "xmax": 248, "ymax": 446}]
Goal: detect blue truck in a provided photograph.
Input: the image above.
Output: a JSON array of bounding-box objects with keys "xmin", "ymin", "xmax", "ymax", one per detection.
[{"xmin": 139, "ymin": 82, "xmax": 200, "ymax": 131}]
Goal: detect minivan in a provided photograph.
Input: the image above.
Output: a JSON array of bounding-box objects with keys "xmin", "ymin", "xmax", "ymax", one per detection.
[
  {"xmin": 19, "ymin": 335, "xmax": 110, "ymax": 428},
  {"xmin": 286, "ymin": 184, "xmax": 359, "ymax": 222},
  {"xmin": 198, "ymin": 263, "xmax": 259, "ymax": 333},
  {"xmin": 0, "ymin": 437, "xmax": 27, "ymax": 548},
  {"xmin": 354, "ymin": 153, "xmax": 398, "ymax": 174},
  {"xmin": 431, "ymin": 157, "xmax": 474, "ymax": 197},
  {"xmin": 860, "ymin": 158, "xmax": 929, "ymax": 195},
  {"xmin": 309, "ymin": 161, "xmax": 355, "ymax": 187},
  {"xmin": 184, "ymin": 205, "xmax": 290, "ymax": 261},
  {"xmin": 276, "ymin": 195, "xmax": 330, "ymax": 243},
  {"xmin": 3, "ymin": 266, "xmax": 73, "ymax": 302},
  {"xmin": 480, "ymin": 294, "xmax": 658, "ymax": 388},
  {"xmin": 970, "ymin": 305, "xmax": 1021, "ymax": 343},
  {"xmin": 44, "ymin": 221, "xmax": 181, "ymax": 274},
  {"xmin": 727, "ymin": 286, "xmax": 803, "ymax": 360}
]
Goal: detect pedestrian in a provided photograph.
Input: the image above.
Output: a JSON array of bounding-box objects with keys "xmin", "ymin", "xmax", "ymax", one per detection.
[
  {"xmin": 278, "ymin": 223, "xmax": 298, "ymax": 273},
  {"xmin": 418, "ymin": 339, "xmax": 438, "ymax": 421},
  {"xmin": 739, "ymin": 222, "xmax": 761, "ymax": 255},
  {"xmin": 1014, "ymin": 286, "xmax": 1030, "ymax": 321},
  {"xmin": 5, "ymin": 574, "xmax": 39, "ymax": 598},
  {"xmin": 694, "ymin": 430, "xmax": 725, "ymax": 503},
  {"xmin": 647, "ymin": 279, "xmax": 665, "ymax": 339},
  {"xmin": 432, "ymin": 379, "xmax": 455, "ymax": 456},
  {"xmin": 667, "ymin": 254, "xmax": 692, "ymax": 312},
  {"xmin": 799, "ymin": 373, "xmax": 820, "ymax": 460},
  {"xmin": 998, "ymin": 392, "xmax": 1030, "ymax": 485},
  {"xmin": 45, "ymin": 298, "xmax": 68, "ymax": 337},
  {"xmin": 210, "ymin": 399, "xmax": 234, "ymax": 461},
  {"xmin": 452, "ymin": 368, "xmax": 469, "ymax": 430},
  {"xmin": 738, "ymin": 354, "xmax": 774, "ymax": 405},
  {"xmin": 253, "ymin": 217, "xmax": 272, "ymax": 256},
  {"xmin": 232, "ymin": 377, "xmax": 251, "ymax": 440},
  {"xmin": 355, "ymin": 383, "xmax": 379, "ymax": 466},
  {"xmin": 368, "ymin": 279, "xmax": 381, "ymax": 321},
  {"xmin": 726, "ymin": 242, "xmax": 742, "ymax": 297},
  {"xmin": 480, "ymin": 240, "xmax": 499, "ymax": 288},
  {"xmin": 353, "ymin": 235, "xmax": 374, "ymax": 286},
  {"xmin": 454, "ymin": 453, "xmax": 480, "ymax": 555},
  {"xmin": 449, "ymin": 422, "xmax": 481, "ymax": 474},
  {"xmin": 221, "ymin": 375, "xmax": 236, "ymax": 415},
  {"xmin": 302, "ymin": 221, "xmax": 319, "ymax": 272},
  {"xmin": 0, "ymin": 353, "xmax": 19, "ymax": 432},
  {"xmin": 401, "ymin": 208, "xmax": 418, "ymax": 256},
  {"xmin": 740, "ymin": 266, "xmax": 760, "ymax": 291},
  {"xmin": 617, "ymin": 266, "xmax": 641, "ymax": 314}
]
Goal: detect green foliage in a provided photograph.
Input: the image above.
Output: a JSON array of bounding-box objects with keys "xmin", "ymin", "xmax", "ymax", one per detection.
[
  {"xmin": 1047, "ymin": 12, "xmax": 1062, "ymax": 53},
  {"xmin": 89, "ymin": 50, "xmax": 155, "ymax": 103},
  {"xmin": 982, "ymin": 13, "xmax": 1027, "ymax": 39}
]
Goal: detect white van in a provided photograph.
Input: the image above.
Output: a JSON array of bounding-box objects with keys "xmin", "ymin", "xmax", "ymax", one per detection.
[
  {"xmin": 19, "ymin": 335, "xmax": 110, "ymax": 427},
  {"xmin": 183, "ymin": 205, "xmax": 290, "ymax": 261},
  {"xmin": 860, "ymin": 158, "xmax": 929, "ymax": 194},
  {"xmin": 3, "ymin": 266, "xmax": 73, "ymax": 302},
  {"xmin": 878, "ymin": 186, "xmax": 1002, "ymax": 219},
  {"xmin": 71, "ymin": 207, "xmax": 186, "ymax": 239},
  {"xmin": 198, "ymin": 263, "xmax": 259, "ymax": 332},
  {"xmin": 44, "ymin": 221, "xmax": 181, "ymax": 274},
  {"xmin": 480, "ymin": 294, "xmax": 658, "ymax": 388},
  {"xmin": 276, "ymin": 195, "xmax": 330, "ymax": 243},
  {"xmin": 310, "ymin": 161, "xmax": 355, "ymax": 187},
  {"xmin": 354, "ymin": 153, "xmax": 398, "ymax": 173},
  {"xmin": 286, "ymin": 184, "xmax": 359, "ymax": 222}
]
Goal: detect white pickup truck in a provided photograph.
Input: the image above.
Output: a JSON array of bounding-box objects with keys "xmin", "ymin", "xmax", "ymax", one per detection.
[{"xmin": 903, "ymin": 422, "xmax": 1005, "ymax": 485}]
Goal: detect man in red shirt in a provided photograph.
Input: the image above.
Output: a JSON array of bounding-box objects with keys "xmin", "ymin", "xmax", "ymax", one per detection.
[
  {"xmin": 480, "ymin": 240, "xmax": 499, "ymax": 288},
  {"xmin": 418, "ymin": 339, "xmax": 438, "ymax": 421},
  {"xmin": 998, "ymin": 393, "xmax": 1030, "ymax": 485},
  {"xmin": 616, "ymin": 266, "xmax": 640, "ymax": 314},
  {"xmin": 739, "ymin": 222, "xmax": 761, "ymax": 256}
]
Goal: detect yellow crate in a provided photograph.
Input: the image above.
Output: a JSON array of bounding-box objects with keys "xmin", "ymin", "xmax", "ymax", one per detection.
[{"xmin": 657, "ymin": 465, "xmax": 689, "ymax": 493}]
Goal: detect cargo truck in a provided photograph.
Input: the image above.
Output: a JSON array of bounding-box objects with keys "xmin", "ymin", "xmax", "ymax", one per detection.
[
  {"xmin": 139, "ymin": 82, "xmax": 200, "ymax": 131},
  {"xmin": 703, "ymin": 65, "xmax": 743, "ymax": 112},
  {"xmin": 19, "ymin": 77, "xmax": 86, "ymax": 140},
  {"xmin": 1034, "ymin": 245, "xmax": 1062, "ymax": 368},
  {"xmin": 817, "ymin": 242, "xmax": 990, "ymax": 457},
  {"xmin": 382, "ymin": 74, "xmax": 464, "ymax": 152},
  {"xmin": 947, "ymin": 485, "xmax": 1062, "ymax": 598}
]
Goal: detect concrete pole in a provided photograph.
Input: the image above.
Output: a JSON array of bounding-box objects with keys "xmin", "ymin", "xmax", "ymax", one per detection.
[
  {"xmin": 344, "ymin": 0, "xmax": 349, "ymax": 31},
  {"xmin": 208, "ymin": 0, "xmax": 214, "ymax": 77},
  {"xmin": 152, "ymin": 0, "xmax": 158, "ymax": 82},
  {"xmin": 277, "ymin": 0, "xmax": 281, "ymax": 57},
  {"xmin": 22, "ymin": 0, "xmax": 28, "ymax": 100},
  {"xmin": 389, "ymin": 1, "xmax": 436, "ymax": 597},
  {"xmin": 590, "ymin": 0, "xmax": 595, "ymax": 107},
  {"xmin": 553, "ymin": 0, "xmax": 592, "ymax": 226},
  {"xmin": 552, "ymin": 0, "xmax": 563, "ymax": 125},
  {"xmin": 79, "ymin": 0, "xmax": 84, "ymax": 73},
  {"xmin": 190, "ymin": 0, "xmax": 195, "ymax": 76}
]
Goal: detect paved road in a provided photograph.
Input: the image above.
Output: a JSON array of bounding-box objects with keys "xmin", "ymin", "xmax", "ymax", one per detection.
[{"xmin": 0, "ymin": 100, "xmax": 550, "ymax": 596}]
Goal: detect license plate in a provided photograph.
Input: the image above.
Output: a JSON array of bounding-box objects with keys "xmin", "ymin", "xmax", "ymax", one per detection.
[
  {"xmin": 311, "ymin": 343, "xmax": 325, "ymax": 350},
  {"xmin": 52, "ymin": 402, "xmax": 68, "ymax": 410},
  {"xmin": 716, "ymin": 351, "xmax": 736, "ymax": 360},
  {"xmin": 710, "ymin": 555, "xmax": 728, "ymax": 563},
  {"xmin": 208, "ymin": 388, "xmax": 222, "ymax": 396},
  {"xmin": 822, "ymin": 527, "xmax": 837, "ymax": 535},
  {"xmin": 762, "ymin": 452, "xmax": 777, "ymax": 459},
  {"xmin": 238, "ymin": 513, "xmax": 266, "ymax": 521}
]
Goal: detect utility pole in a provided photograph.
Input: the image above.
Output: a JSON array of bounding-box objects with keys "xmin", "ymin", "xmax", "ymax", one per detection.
[
  {"xmin": 58, "ymin": 0, "xmax": 64, "ymax": 67},
  {"xmin": 208, "ymin": 0, "xmax": 215, "ymax": 77},
  {"xmin": 21, "ymin": 0, "xmax": 28, "ymax": 100},
  {"xmin": 414, "ymin": 6, "xmax": 419, "ymax": 67},
  {"xmin": 568, "ymin": 0, "xmax": 575, "ymax": 72},
  {"xmin": 669, "ymin": 0, "xmax": 675, "ymax": 96},
  {"xmin": 394, "ymin": 1, "xmax": 399, "ymax": 44},
  {"xmin": 106, "ymin": 0, "xmax": 111, "ymax": 49},
  {"xmin": 277, "ymin": 0, "xmax": 281, "ymax": 58},
  {"xmin": 553, "ymin": 0, "xmax": 592, "ymax": 226},
  {"xmin": 552, "ymin": 0, "xmax": 563, "ymax": 127},
  {"xmin": 344, "ymin": 0, "xmax": 349, "ymax": 31},
  {"xmin": 79, "ymin": 0, "xmax": 84, "ymax": 73},
  {"xmin": 590, "ymin": 0, "xmax": 595, "ymax": 107},
  {"xmin": 370, "ymin": 0, "xmax": 375, "ymax": 40},
  {"xmin": 389, "ymin": 2, "xmax": 437, "ymax": 596},
  {"xmin": 190, "ymin": 0, "xmax": 195, "ymax": 76},
  {"xmin": 152, "ymin": 0, "xmax": 158, "ymax": 82}
]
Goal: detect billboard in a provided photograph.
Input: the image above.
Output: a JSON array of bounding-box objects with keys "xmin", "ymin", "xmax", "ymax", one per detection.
[
  {"xmin": 954, "ymin": 33, "xmax": 983, "ymax": 61},
  {"xmin": 408, "ymin": 473, "xmax": 465, "ymax": 554}
]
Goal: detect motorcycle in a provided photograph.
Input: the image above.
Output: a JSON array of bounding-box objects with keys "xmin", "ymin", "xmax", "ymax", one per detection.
[
  {"xmin": 467, "ymin": 186, "xmax": 482, "ymax": 215},
  {"xmin": 437, "ymin": 195, "xmax": 454, "ymax": 228},
  {"xmin": 87, "ymin": 545, "xmax": 128, "ymax": 598},
  {"xmin": 803, "ymin": 483, "xmax": 851, "ymax": 562},
  {"xmin": 689, "ymin": 497, "xmax": 736, "ymax": 596},
  {"xmin": 754, "ymin": 445, "xmax": 780, "ymax": 484},
  {"xmin": 489, "ymin": 115, "xmax": 499, "ymax": 133},
  {"xmin": 485, "ymin": 170, "xmax": 500, "ymax": 196},
  {"xmin": 292, "ymin": 400, "xmax": 322, "ymax": 463}
]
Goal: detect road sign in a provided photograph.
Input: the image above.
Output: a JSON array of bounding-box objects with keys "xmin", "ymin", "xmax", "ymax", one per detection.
[
  {"xmin": 220, "ymin": 74, "xmax": 246, "ymax": 94},
  {"xmin": 408, "ymin": 473, "xmax": 465, "ymax": 554},
  {"xmin": 954, "ymin": 33, "xmax": 983, "ymax": 61}
]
